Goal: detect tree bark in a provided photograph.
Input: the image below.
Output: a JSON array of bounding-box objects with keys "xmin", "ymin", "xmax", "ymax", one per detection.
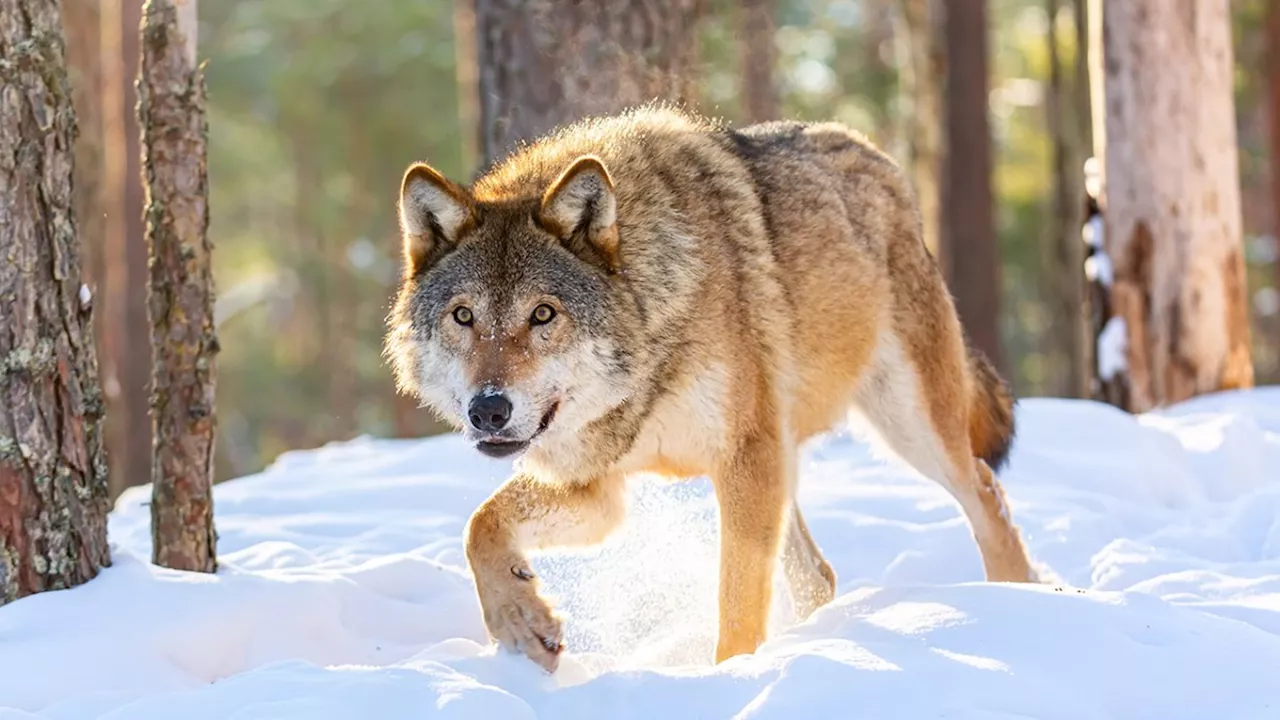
[
  {"xmin": 139, "ymin": 0, "xmax": 216, "ymax": 573},
  {"xmin": 896, "ymin": 0, "xmax": 943, "ymax": 257},
  {"xmin": 0, "ymin": 0, "xmax": 112, "ymax": 603},
  {"xmin": 1043, "ymin": 0, "xmax": 1088, "ymax": 398},
  {"xmin": 474, "ymin": 0, "xmax": 705, "ymax": 166},
  {"xmin": 1089, "ymin": 0, "xmax": 1254, "ymax": 411},
  {"xmin": 101, "ymin": 0, "xmax": 151, "ymax": 499},
  {"xmin": 1072, "ymin": 0, "xmax": 1092, "ymax": 156},
  {"xmin": 61, "ymin": 0, "xmax": 104, "ymax": 293},
  {"xmin": 454, "ymin": 0, "xmax": 480, "ymax": 177},
  {"xmin": 738, "ymin": 0, "xmax": 778, "ymax": 124},
  {"xmin": 941, "ymin": 0, "xmax": 1003, "ymax": 373},
  {"xmin": 1270, "ymin": 0, "xmax": 1280, "ymax": 311}
]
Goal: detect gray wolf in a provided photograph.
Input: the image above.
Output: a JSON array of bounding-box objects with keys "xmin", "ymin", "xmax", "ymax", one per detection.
[{"xmin": 384, "ymin": 106, "xmax": 1041, "ymax": 672}]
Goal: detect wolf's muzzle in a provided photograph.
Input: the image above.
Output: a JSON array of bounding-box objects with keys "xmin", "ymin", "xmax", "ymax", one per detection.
[{"xmin": 473, "ymin": 402, "xmax": 559, "ymax": 459}]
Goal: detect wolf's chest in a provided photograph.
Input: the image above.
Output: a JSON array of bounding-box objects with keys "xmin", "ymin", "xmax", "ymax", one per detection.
[{"xmin": 615, "ymin": 362, "xmax": 731, "ymax": 479}]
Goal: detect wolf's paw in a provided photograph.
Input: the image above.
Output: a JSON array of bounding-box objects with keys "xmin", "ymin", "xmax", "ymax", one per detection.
[{"xmin": 477, "ymin": 566, "xmax": 565, "ymax": 672}]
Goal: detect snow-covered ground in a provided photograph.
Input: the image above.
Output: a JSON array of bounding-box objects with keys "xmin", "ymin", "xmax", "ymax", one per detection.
[{"xmin": 3, "ymin": 390, "xmax": 1280, "ymax": 719}]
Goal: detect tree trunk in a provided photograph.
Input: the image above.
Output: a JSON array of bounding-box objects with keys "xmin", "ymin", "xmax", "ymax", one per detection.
[
  {"xmin": 61, "ymin": 0, "xmax": 104, "ymax": 293},
  {"xmin": 0, "ymin": 0, "xmax": 112, "ymax": 603},
  {"xmin": 1270, "ymin": 0, "xmax": 1280, "ymax": 312},
  {"xmin": 1072, "ymin": 0, "xmax": 1092, "ymax": 156},
  {"xmin": 896, "ymin": 0, "xmax": 943, "ymax": 257},
  {"xmin": 1043, "ymin": 0, "xmax": 1088, "ymax": 398},
  {"xmin": 474, "ymin": 0, "xmax": 705, "ymax": 166},
  {"xmin": 139, "ymin": 0, "xmax": 216, "ymax": 573},
  {"xmin": 1083, "ymin": 0, "xmax": 1119, "ymax": 405},
  {"xmin": 101, "ymin": 0, "xmax": 151, "ymax": 499},
  {"xmin": 454, "ymin": 0, "xmax": 480, "ymax": 177},
  {"xmin": 1089, "ymin": 0, "xmax": 1254, "ymax": 411},
  {"xmin": 941, "ymin": 0, "xmax": 1003, "ymax": 373},
  {"xmin": 738, "ymin": 0, "xmax": 778, "ymax": 124}
]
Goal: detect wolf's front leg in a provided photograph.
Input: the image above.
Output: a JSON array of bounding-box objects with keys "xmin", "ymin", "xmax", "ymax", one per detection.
[
  {"xmin": 464, "ymin": 472, "xmax": 625, "ymax": 672},
  {"xmin": 712, "ymin": 433, "xmax": 790, "ymax": 663}
]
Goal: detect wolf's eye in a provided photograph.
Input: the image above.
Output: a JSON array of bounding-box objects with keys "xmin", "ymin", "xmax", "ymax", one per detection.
[
  {"xmin": 452, "ymin": 306, "xmax": 473, "ymax": 326},
  {"xmin": 530, "ymin": 304, "xmax": 556, "ymax": 326}
]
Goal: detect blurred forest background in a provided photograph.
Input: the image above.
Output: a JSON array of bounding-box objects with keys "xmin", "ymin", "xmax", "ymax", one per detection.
[{"xmin": 63, "ymin": 0, "xmax": 1280, "ymax": 495}]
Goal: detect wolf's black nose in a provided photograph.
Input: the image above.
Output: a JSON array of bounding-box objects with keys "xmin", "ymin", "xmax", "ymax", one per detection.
[{"xmin": 468, "ymin": 393, "xmax": 512, "ymax": 432}]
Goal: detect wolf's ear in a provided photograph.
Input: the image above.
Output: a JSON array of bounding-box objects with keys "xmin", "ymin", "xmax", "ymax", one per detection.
[
  {"xmin": 538, "ymin": 155, "xmax": 620, "ymax": 273},
  {"xmin": 399, "ymin": 163, "xmax": 474, "ymax": 276}
]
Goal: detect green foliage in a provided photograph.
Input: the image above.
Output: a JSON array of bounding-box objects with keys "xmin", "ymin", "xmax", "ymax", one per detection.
[
  {"xmin": 204, "ymin": 0, "xmax": 459, "ymax": 478},
  {"xmin": 204, "ymin": 0, "xmax": 1277, "ymax": 479}
]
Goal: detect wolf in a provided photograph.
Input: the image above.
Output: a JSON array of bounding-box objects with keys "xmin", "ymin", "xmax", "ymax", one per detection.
[{"xmin": 385, "ymin": 106, "xmax": 1042, "ymax": 672}]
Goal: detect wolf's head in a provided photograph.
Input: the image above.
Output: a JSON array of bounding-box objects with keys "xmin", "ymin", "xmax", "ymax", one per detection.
[{"xmin": 385, "ymin": 156, "xmax": 639, "ymax": 459}]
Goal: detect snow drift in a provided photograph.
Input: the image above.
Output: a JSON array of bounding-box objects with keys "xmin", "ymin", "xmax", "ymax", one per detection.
[{"xmin": 2, "ymin": 390, "xmax": 1280, "ymax": 718}]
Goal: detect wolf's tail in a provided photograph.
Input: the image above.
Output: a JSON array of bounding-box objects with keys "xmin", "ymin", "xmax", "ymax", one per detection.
[{"xmin": 966, "ymin": 346, "xmax": 1015, "ymax": 472}]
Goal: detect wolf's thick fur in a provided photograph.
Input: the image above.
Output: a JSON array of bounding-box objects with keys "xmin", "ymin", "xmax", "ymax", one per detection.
[{"xmin": 386, "ymin": 106, "xmax": 1040, "ymax": 671}]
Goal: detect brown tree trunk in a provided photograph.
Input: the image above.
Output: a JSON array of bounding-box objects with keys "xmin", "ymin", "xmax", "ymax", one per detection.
[
  {"xmin": 101, "ymin": 0, "xmax": 151, "ymax": 498},
  {"xmin": 1270, "ymin": 0, "xmax": 1280, "ymax": 311},
  {"xmin": 454, "ymin": 0, "xmax": 480, "ymax": 177},
  {"xmin": 1089, "ymin": 0, "xmax": 1254, "ymax": 412},
  {"xmin": 1083, "ymin": 0, "xmax": 1119, "ymax": 405},
  {"xmin": 62, "ymin": 0, "xmax": 104, "ymax": 292},
  {"xmin": 896, "ymin": 0, "xmax": 943, "ymax": 257},
  {"xmin": 474, "ymin": 0, "xmax": 705, "ymax": 166},
  {"xmin": 0, "ymin": 0, "xmax": 112, "ymax": 603},
  {"xmin": 738, "ymin": 0, "xmax": 778, "ymax": 124},
  {"xmin": 941, "ymin": 0, "xmax": 1003, "ymax": 373},
  {"xmin": 1044, "ymin": 0, "xmax": 1088, "ymax": 398},
  {"xmin": 1072, "ymin": 0, "xmax": 1092, "ymax": 156},
  {"xmin": 139, "ymin": 0, "xmax": 216, "ymax": 573}
]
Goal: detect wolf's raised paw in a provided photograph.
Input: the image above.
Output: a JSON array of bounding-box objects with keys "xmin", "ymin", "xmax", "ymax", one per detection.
[{"xmin": 478, "ymin": 576, "xmax": 565, "ymax": 672}]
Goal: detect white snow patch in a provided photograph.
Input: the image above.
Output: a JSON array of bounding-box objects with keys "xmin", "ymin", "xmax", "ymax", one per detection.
[
  {"xmin": 1084, "ymin": 250, "xmax": 1113, "ymax": 287},
  {"xmin": 3, "ymin": 391, "xmax": 1280, "ymax": 718},
  {"xmin": 1097, "ymin": 316, "xmax": 1128, "ymax": 381},
  {"xmin": 1082, "ymin": 214, "xmax": 1104, "ymax": 249},
  {"xmin": 1083, "ymin": 156, "xmax": 1103, "ymax": 201}
]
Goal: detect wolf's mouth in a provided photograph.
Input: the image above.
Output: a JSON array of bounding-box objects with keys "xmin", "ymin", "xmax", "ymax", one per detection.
[{"xmin": 475, "ymin": 402, "xmax": 559, "ymax": 459}]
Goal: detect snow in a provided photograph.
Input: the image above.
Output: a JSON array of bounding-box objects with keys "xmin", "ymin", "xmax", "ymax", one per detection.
[
  {"xmin": 1097, "ymin": 316, "xmax": 1128, "ymax": 381},
  {"xmin": 1084, "ymin": 250, "xmax": 1113, "ymax": 287},
  {"xmin": 1083, "ymin": 157, "xmax": 1103, "ymax": 204},
  {"xmin": 4, "ymin": 390, "xmax": 1280, "ymax": 718},
  {"xmin": 1082, "ymin": 213, "xmax": 1104, "ymax": 250}
]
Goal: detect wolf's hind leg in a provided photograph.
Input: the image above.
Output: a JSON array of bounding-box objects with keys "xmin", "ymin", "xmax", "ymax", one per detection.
[
  {"xmin": 959, "ymin": 457, "xmax": 1040, "ymax": 582},
  {"xmin": 465, "ymin": 473, "xmax": 626, "ymax": 671},
  {"xmin": 781, "ymin": 504, "xmax": 836, "ymax": 620},
  {"xmin": 852, "ymin": 337, "xmax": 1038, "ymax": 583}
]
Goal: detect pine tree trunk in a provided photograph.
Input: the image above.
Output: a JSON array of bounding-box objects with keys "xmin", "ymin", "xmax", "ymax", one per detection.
[
  {"xmin": 941, "ymin": 0, "xmax": 1003, "ymax": 373},
  {"xmin": 61, "ymin": 0, "xmax": 104, "ymax": 294},
  {"xmin": 1090, "ymin": 0, "xmax": 1254, "ymax": 411},
  {"xmin": 1072, "ymin": 0, "xmax": 1092, "ymax": 157},
  {"xmin": 139, "ymin": 0, "xmax": 216, "ymax": 573},
  {"xmin": 0, "ymin": 0, "xmax": 112, "ymax": 603},
  {"xmin": 738, "ymin": 0, "xmax": 778, "ymax": 123},
  {"xmin": 474, "ymin": 0, "xmax": 705, "ymax": 166},
  {"xmin": 1270, "ymin": 0, "xmax": 1280, "ymax": 315},
  {"xmin": 100, "ymin": 0, "xmax": 151, "ymax": 499},
  {"xmin": 1043, "ymin": 0, "xmax": 1088, "ymax": 398},
  {"xmin": 454, "ymin": 0, "xmax": 480, "ymax": 176},
  {"xmin": 896, "ymin": 0, "xmax": 943, "ymax": 257}
]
